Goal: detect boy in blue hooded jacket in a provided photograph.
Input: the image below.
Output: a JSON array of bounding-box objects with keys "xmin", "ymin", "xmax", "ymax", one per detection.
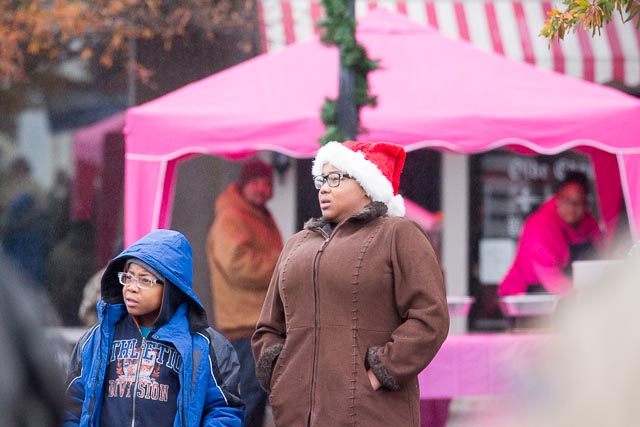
[{"xmin": 63, "ymin": 229, "xmax": 244, "ymax": 426}]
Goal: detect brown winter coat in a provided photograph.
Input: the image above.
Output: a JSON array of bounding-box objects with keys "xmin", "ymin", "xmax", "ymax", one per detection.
[
  {"xmin": 252, "ymin": 202, "xmax": 449, "ymax": 427},
  {"xmin": 206, "ymin": 183, "xmax": 283, "ymax": 339}
]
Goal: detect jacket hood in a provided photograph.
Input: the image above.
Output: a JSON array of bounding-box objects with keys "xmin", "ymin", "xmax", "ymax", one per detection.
[{"xmin": 101, "ymin": 229, "xmax": 207, "ymax": 330}]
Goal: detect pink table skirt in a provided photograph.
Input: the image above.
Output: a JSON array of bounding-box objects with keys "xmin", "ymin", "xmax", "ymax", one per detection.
[{"xmin": 419, "ymin": 333, "xmax": 550, "ymax": 399}]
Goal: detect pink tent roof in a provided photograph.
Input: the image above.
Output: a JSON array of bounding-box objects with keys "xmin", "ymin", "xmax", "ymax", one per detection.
[
  {"xmin": 74, "ymin": 112, "xmax": 125, "ymax": 163},
  {"xmin": 125, "ymin": 9, "xmax": 640, "ymax": 244}
]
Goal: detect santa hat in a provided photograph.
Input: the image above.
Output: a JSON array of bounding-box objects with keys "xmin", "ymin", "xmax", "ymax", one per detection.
[{"xmin": 312, "ymin": 141, "xmax": 406, "ymax": 216}]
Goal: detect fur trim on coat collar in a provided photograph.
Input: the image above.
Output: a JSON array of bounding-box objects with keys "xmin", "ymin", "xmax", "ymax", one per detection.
[{"xmin": 304, "ymin": 202, "xmax": 387, "ymax": 230}]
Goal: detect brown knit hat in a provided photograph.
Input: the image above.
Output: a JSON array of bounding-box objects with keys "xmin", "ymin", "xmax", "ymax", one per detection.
[{"xmin": 238, "ymin": 159, "xmax": 273, "ymax": 189}]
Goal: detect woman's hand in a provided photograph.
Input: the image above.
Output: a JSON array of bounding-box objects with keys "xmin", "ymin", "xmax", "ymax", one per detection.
[{"xmin": 367, "ymin": 369, "xmax": 381, "ymax": 391}]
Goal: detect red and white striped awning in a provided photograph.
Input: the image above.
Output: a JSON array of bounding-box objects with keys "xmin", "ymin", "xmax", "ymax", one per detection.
[{"xmin": 258, "ymin": 0, "xmax": 640, "ymax": 86}]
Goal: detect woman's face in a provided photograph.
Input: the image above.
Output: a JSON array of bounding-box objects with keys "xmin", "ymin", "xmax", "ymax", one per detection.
[
  {"xmin": 317, "ymin": 164, "xmax": 371, "ymax": 224},
  {"xmin": 556, "ymin": 182, "xmax": 587, "ymax": 226}
]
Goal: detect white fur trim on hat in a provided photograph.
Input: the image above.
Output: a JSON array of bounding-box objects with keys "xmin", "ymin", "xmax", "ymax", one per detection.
[
  {"xmin": 387, "ymin": 194, "xmax": 405, "ymax": 217},
  {"xmin": 312, "ymin": 141, "xmax": 403, "ymax": 216}
]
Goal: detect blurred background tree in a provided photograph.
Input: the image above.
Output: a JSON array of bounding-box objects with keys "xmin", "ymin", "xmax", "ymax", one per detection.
[
  {"xmin": 1, "ymin": 0, "xmax": 256, "ymax": 84},
  {"xmin": 0, "ymin": 0, "xmax": 260, "ymax": 132}
]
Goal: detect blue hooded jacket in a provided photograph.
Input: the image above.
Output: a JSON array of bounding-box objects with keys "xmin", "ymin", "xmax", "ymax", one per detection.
[{"xmin": 62, "ymin": 229, "xmax": 244, "ymax": 426}]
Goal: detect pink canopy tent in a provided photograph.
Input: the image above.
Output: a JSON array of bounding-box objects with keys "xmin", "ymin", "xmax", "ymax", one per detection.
[{"xmin": 124, "ymin": 9, "xmax": 640, "ymax": 245}]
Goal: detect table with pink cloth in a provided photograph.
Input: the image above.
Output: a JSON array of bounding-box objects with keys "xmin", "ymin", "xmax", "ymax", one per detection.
[{"xmin": 418, "ymin": 333, "xmax": 550, "ymax": 427}]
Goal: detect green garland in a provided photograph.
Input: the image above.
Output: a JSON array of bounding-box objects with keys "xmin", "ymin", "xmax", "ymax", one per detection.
[{"xmin": 318, "ymin": 0, "xmax": 379, "ymax": 145}]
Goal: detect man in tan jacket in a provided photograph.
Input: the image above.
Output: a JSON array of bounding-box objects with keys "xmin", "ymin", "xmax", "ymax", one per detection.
[{"xmin": 206, "ymin": 159, "xmax": 283, "ymax": 427}]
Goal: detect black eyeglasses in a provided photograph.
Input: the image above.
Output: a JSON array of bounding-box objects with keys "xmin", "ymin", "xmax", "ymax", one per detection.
[{"xmin": 313, "ymin": 172, "xmax": 353, "ymax": 190}]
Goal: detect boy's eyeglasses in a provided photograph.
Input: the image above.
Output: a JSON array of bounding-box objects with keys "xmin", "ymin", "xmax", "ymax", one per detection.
[
  {"xmin": 313, "ymin": 172, "xmax": 353, "ymax": 190},
  {"xmin": 118, "ymin": 272, "xmax": 163, "ymax": 290}
]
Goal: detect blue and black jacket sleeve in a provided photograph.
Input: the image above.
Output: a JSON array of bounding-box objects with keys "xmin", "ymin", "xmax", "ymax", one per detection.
[
  {"xmin": 201, "ymin": 327, "xmax": 245, "ymax": 427},
  {"xmin": 61, "ymin": 327, "xmax": 95, "ymax": 427}
]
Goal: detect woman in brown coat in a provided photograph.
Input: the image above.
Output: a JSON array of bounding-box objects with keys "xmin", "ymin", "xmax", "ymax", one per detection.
[{"xmin": 252, "ymin": 141, "xmax": 449, "ymax": 427}]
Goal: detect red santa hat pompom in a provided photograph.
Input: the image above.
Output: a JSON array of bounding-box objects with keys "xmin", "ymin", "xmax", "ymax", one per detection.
[{"xmin": 312, "ymin": 140, "xmax": 406, "ymax": 216}]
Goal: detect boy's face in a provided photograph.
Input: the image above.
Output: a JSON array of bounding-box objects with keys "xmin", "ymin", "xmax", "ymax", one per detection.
[{"xmin": 122, "ymin": 263, "xmax": 164, "ymax": 327}]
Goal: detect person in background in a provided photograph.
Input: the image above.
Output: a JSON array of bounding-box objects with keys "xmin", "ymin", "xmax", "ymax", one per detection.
[
  {"xmin": 45, "ymin": 169, "xmax": 72, "ymax": 247},
  {"xmin": 46, "ymin": 220, "xmax": 95, "ymax": 326},
  {"xmin": 0, "ymin": 157, "xmax": 48, "ymax": 285},
  {"xmin": 0, "ymin": 157, "xmax": 44, "ymax": 221},
  {"xmin": 77, "ymin": 265, "xmax": 103, "ymax": 327},
  {"xmin": 206, "ymin": 158, "xmax": 283, "ymax": 427},
  {"xmin": 63, "ymin": 229, "xmax": 244, "ymax": 426},
  {"xmin": 252, "ymin": 141, "xmax": 449, "ymax": 427},
  {"xmin": 78, "ymin": 236, "xmax": 124, "ymax": 327},
  {"xmin": 0, "ymin": 246, "xmax": 65, "ymax": 427},
  {"xmin": 499, "ymin": 171, "xmax": 603, "ymax": 296}
]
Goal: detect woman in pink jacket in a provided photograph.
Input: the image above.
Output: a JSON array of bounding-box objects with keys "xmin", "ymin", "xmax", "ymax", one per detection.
[{"xmin": 499, "ymin": 171, "xmax": 603, "ymax": 296}]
